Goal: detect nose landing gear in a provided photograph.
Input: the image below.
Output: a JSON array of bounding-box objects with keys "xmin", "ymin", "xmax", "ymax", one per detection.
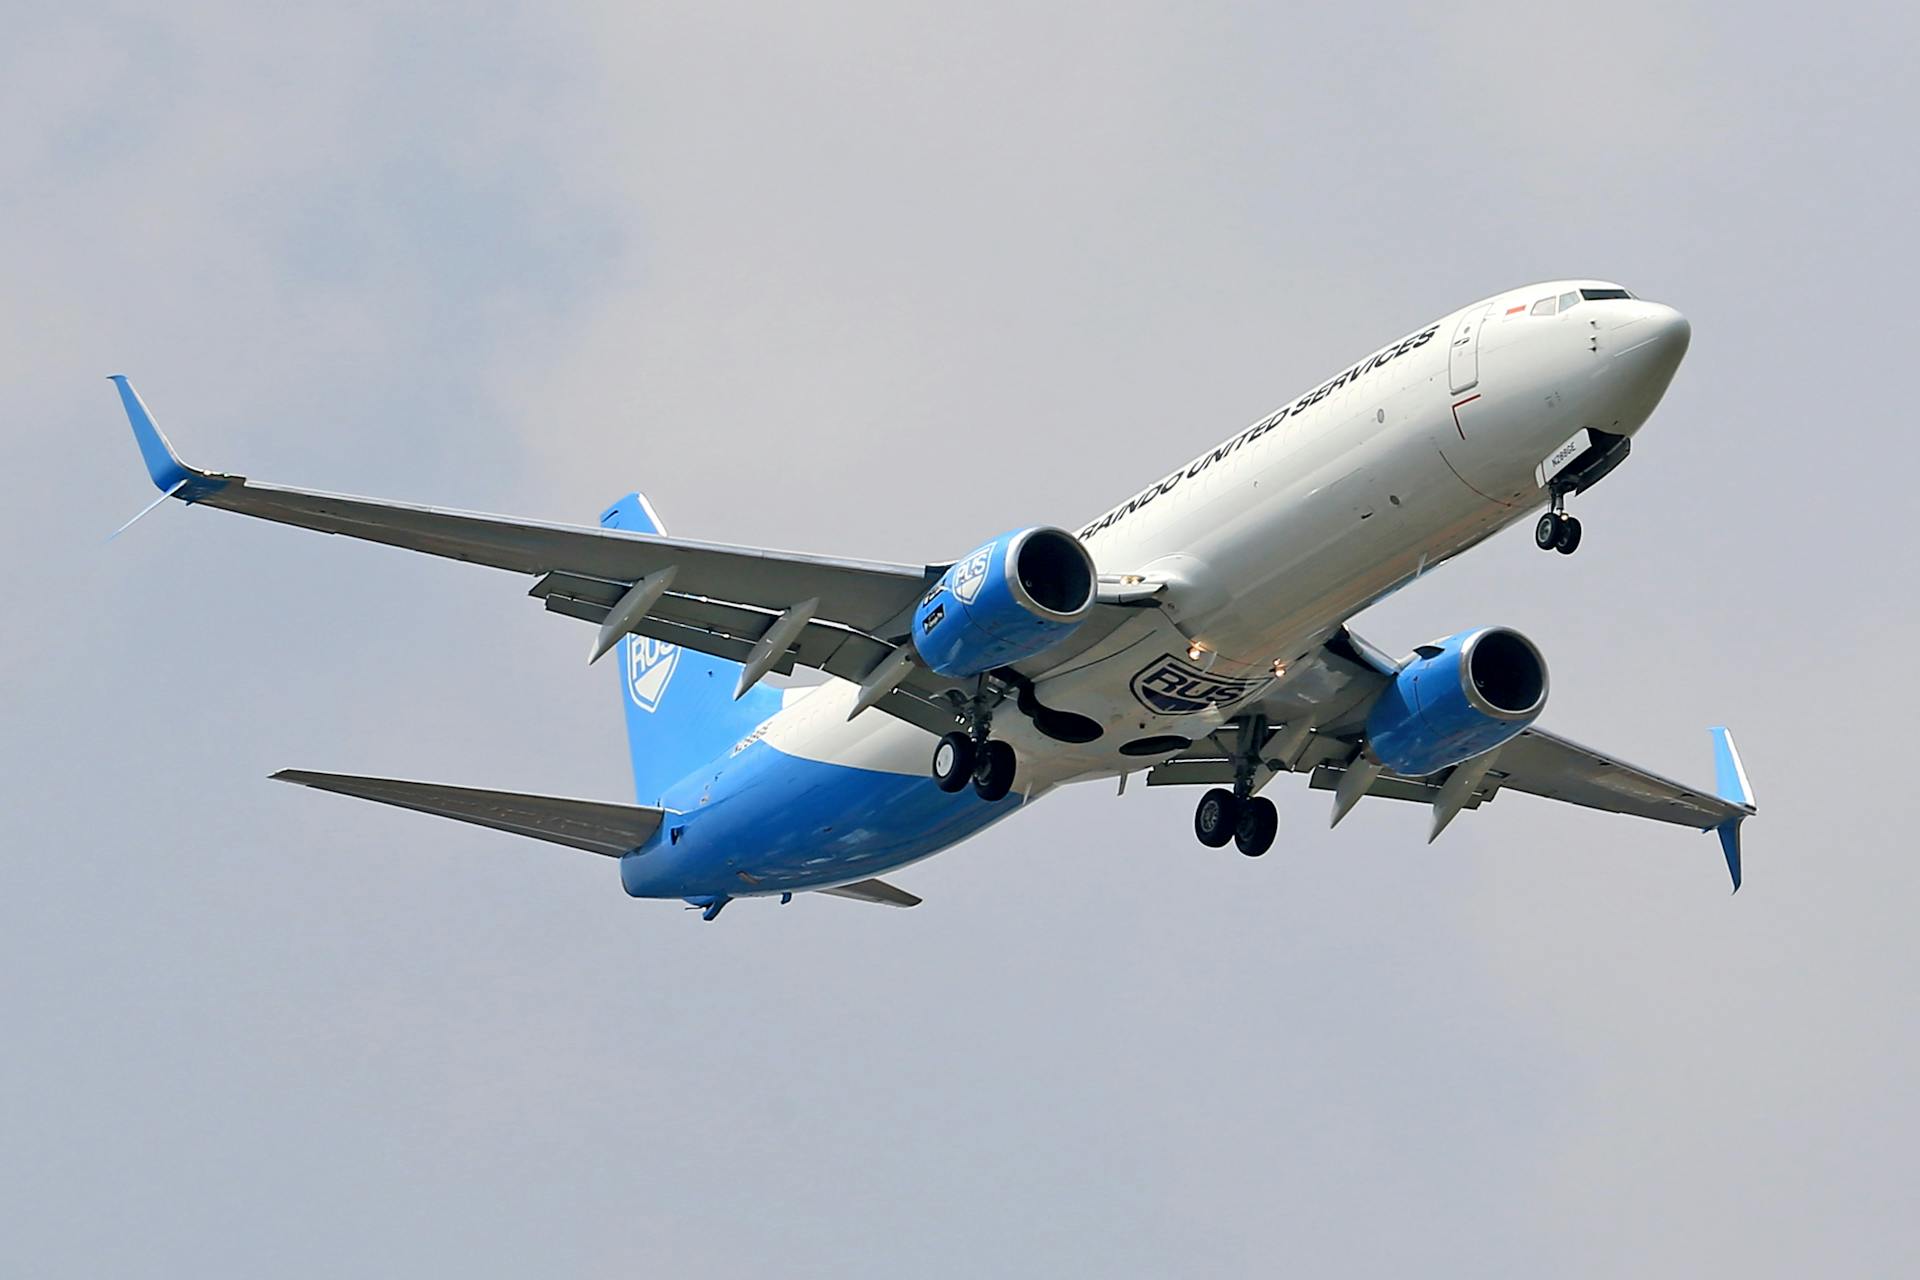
[
  {"xmin": 1535, "ymin": 512, "xmax": 1582, "ymax": 554},
  {"xmin": 1535, "ymin": 490, "xmax": 1583, "ymax": 555}
]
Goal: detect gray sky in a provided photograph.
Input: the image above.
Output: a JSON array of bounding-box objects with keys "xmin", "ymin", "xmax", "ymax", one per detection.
[{"xmin": 5, "ymin": 3, "xmax": 1916, "ymax": 1275}]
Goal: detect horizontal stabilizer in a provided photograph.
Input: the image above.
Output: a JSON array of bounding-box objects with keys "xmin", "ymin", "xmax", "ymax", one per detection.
[
  {"xmin": 272, "ymin": 770, "xmax": 664, "ymax": 857},
  {"xmin": 815, "ymin": 877, "xmax": 922, "ymax": 908}
]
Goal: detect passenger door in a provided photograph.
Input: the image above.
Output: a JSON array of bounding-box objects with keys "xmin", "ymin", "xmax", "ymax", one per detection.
[{"xmin": 1447, "ymin": 305, "xmax": 1491, "ymax": 394}]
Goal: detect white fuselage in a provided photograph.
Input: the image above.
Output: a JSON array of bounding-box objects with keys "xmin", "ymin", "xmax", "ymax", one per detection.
[{"xmin": 761, "ymin": 280, "xmax": 1692, "ymax": 791}]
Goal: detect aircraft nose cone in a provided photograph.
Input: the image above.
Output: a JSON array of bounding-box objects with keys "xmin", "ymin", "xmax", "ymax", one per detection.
[{"xmin": 1610, "ymin": 302, "xmax": 1691, "ymax": 380}]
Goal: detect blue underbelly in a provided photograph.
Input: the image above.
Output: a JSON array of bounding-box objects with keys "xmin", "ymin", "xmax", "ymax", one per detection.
[{"xmin": 618, "ymin": 740, "xmax": 1024, "ymax": 899}]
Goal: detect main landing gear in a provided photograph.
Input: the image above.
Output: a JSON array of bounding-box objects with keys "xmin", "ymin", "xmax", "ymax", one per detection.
[
  {"xmin": 1535, "ymin": 489, "xmax": 1583, "ymax": 556},
  {"xmin": 1194, "ymin": 789, "xmax": 1279, "ymax": 857},
  {"xmin": 933, "ymin": 731, "xmax": 1017, "ymax": 802},
  {"xmin": 932, "ymin": 677, "xmax": 1019, "ymax": 802},
  {"xmin": 1191, "ymin": 715, "xmax": 1279, "ymax": 856}
]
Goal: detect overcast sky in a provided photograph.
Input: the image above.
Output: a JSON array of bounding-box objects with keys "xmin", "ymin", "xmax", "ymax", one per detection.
[{"xmin": 5, "ymin": 3, "xmax": 1917, "ymax": 1275}]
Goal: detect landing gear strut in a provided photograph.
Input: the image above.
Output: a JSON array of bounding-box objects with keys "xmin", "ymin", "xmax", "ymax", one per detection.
[
  {"xmin": 1534, "ymin": 488, "xmax": 1583, "ymax": 556},
  {"xmin": 930, "ymin": 676, "xmax": 1020, "ymax": 802},
  {"xmin": 1190, "ymin": 716, "xmax": 1279, "ymax": 856}
]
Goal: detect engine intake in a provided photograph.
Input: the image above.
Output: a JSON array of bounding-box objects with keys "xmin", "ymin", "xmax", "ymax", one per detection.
[
  {"xmin": 913, "ymin": 527, "xmax": 1096, "ymax": 678},
  {"xmin": 1365, "ymin": 626, "xmax": 1548, "ymax": 777}
]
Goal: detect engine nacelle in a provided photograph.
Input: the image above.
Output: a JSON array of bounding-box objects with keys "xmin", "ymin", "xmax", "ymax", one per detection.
[
  {"xmin": 912, "ymin": 527, "xmax": 1096, "ymax": 678},
  {"xmin": 1364, "ymin": 627, "xmax": 1548, "ymax": 777}
]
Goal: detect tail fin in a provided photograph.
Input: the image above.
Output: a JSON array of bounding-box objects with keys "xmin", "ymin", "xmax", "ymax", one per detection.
[{"xmin": 601, "ymin": 494, "xmax": 783, "ymax": 806}]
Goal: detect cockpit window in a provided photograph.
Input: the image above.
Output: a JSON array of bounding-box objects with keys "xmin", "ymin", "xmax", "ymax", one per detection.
[
  {"xmin": 1580, "ymin": 287, "xmax": 1633, "ymax": 301},
  {"xmin": 1530, "ymin": 297, "xmax": 1555, "ymax": 316},
  {"xmin": 1558, "ymin": 291, "xmax": 1580, "ymax": 312}
]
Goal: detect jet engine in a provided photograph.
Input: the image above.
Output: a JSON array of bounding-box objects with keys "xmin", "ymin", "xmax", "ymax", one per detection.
[
  {"xmin": 1364, "ymin": 627, "xmax": 1548, "ymax": 777},
  {"xmin": 912, "ymin": 527, "xmax": 1097, "ymax": 679}
]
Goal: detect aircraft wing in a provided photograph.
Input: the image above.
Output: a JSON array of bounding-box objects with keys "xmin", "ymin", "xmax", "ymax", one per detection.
[
  {"xmin": 1148, "ymin": 628, "xmax": 1755, "ymax": 887},
  {"xmin": 1289, "ymin": 726, "xmax": 1751, "ymax": 826},
  {"xmin": 272, "ymin": 770, "xmax": 666, "ymax": 856},
  {"xmin": 111, "ymin": 377, "xmax": 980, "ymax": 731}
]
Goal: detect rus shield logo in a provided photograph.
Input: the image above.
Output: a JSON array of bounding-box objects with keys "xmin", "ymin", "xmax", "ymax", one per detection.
[
  {"xmin": 951, "ymin": 544, "xmax": 994, "ymax": 605},
  {"xmin": 1129, "ymin": 653, "xmax": 1271, "ymax": 716},
  {"xmin": 626, "ymin": 634, "xmax": 681, "ymax": 713}
]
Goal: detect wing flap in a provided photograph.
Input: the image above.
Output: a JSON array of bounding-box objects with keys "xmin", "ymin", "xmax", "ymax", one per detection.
[
  {"xmin": 272, "ymin": 770, "xmax": 665, "ymax": 857},
  {"xmin": 1306, "ymin": 764, "xmax": 1490, "ymax": 809}
]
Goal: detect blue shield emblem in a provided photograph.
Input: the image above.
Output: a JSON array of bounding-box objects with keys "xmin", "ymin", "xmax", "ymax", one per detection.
[
  {"xmin": 626, "ymin": 634, "xmax": 681, "ymax": 713},
  {"xmin": 951, "ymin": 544, "xmax": 994, "ymax": 604}
]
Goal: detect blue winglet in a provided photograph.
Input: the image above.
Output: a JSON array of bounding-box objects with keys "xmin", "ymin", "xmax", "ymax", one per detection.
[
  {"xmin": 110, "ymin": 375, "xmax": 196, "ymax": 494},
  {"xmin": 1711, "ymin": 727, "xmax": 1755, "ymax": 810},
  {"xmin": 1708, "ymin": 727, "xmax": 1754, "ymax": 893},
  {"xmin": 1715, "ymin": 820, "xmax": 1743, "ymax": 893}
]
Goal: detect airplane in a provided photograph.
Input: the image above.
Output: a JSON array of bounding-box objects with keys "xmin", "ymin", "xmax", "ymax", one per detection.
[{"xmin": 111, "ymin": 279, "xmax": 1755, "ymax": 920}]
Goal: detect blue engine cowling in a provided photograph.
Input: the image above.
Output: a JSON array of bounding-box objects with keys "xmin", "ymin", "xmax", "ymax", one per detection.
[
  {"xmin": 1364, "ymin": 627, "xmax": 1549, "ymax": 777},
  {"xmin": 912, "ymin": 527, "xmax": 1097, "ymax": 678}
]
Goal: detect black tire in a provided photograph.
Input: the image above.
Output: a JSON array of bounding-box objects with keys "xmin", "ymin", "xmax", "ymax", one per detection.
[
  {"xmin": 1234, "ymin": 796, "xmax": 1279, "ymax": 857},
  {"xmin": 1554, "ymin": 515, "xmax": 1583, "ymax": 555},
  {"xmin": 1194, "ymin": 788, "xmax": 1239, "ymax": 847},
  {"xmin": 972, "ymin": 740, "xmax": 1017, "ymax": 802},
  {"xmin": 1535, "ymin": 513, "xmax": 1561, "ymax": 550},
  {"xmin": 932, "ymin": 732, "xmax": 976, "ymax": 793}
]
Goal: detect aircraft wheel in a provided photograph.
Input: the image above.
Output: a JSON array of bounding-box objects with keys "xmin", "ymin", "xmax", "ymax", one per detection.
[
  {"xmin": 1554, "ymin": 515, "xmax": 1583, "ymax": 555},
  {"xmin": 1194, "ymin": 788, "xmax": 1239, "ymax": 848},
  {"xmin": 933, "ymin": 732, "xmax": 976, "ymax": 793},
  {"xmin": 1535, "ymin": 513, "xmax": 1561, "ymax": 550},
  {"xmin": 972, "ymin": 740, "xmax": 1018, "ymax": 802},
  {"xmin": 1234, "ymin": 796, "xmax": 1279, "ymax": 857}
]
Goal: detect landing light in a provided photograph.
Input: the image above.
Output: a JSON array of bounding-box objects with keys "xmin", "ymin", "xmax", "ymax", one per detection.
[{"xmin": 1187, "ymin": 643, "xmax": 1206, "ymax": 662}]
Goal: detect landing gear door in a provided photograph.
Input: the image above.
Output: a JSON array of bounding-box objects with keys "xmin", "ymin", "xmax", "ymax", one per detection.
[{"xmin": 1447, "ymin": 305, "xmax": 1491, "ymax": 394}]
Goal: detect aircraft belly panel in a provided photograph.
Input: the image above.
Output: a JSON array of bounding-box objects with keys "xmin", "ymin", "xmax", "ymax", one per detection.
[{"xmin": 621, "ymin": 741, "xmax": 1027, "ymax": 898}]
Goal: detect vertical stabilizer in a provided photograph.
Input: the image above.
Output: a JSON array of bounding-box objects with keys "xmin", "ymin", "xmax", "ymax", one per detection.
[{"xmin": 601, "ymin": 494, "xmax": 784, "ymax": 806}]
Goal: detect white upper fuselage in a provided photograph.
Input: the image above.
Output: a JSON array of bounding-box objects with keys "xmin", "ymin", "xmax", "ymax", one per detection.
[{"xmin": 762, "ymin": 280, "xmax": 1692, "ymax": 791}]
